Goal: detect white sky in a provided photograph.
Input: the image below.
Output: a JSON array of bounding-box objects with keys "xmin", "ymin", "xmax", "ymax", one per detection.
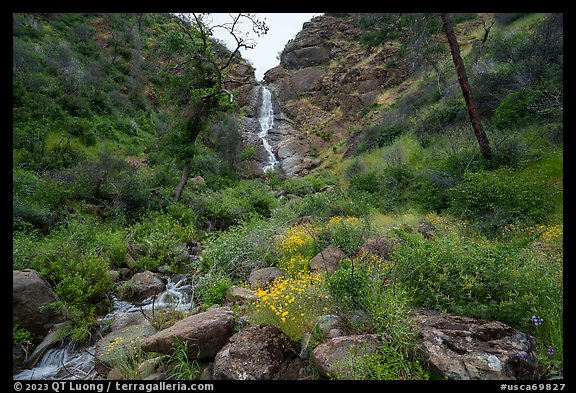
[{"xmin": 207, "ymin": 13, "xmax": 322, "ymax": 81}]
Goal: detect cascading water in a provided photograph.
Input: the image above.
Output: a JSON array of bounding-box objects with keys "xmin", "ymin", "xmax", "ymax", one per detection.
[
  {"xmin": 13, "ymin": 275, "xmax": 194, "ymax": 380},
  {"xmin": 258, "ymin": 86, "xmax": 279, "ymax": 172}
]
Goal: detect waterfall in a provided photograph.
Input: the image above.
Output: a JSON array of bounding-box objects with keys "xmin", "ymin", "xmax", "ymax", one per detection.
[{"xmin": 258, "ymin": 86, "xmax": 279, "ymax": 172}]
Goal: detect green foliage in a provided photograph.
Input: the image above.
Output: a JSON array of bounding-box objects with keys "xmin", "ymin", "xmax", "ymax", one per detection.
[
  {"xmin": 202, "ymin": 216, "xmax": 284, "ymax": 281},
  {"xmin": 272, "ymin": 171, "xmax": 338, "ymax": 197},
  {"xmin": 347, "ymin": 164, "xmax": 418, "ymax": 213},
  {"xmin": 166, "ymin": 341, "xmax": 200, "ymax": 380},
  {"xmin": 339, "ymin": 341, "xmax": 430, "ymax": 380},
  {"xmin": 392, "ymin": 225, "xmax": 563, "ymax": 332},
  {"xmin": 492, "ymin": 89, "xmax": 541, "ymax": 129},
  {"xmin": 355, "ymin": 123, "xmax": 406, "ymax": 154},
  {"xmin": 128, "ymin": 213, "xmax": 197, "ymax": 271},
  {"xmin": 194, "ymin": 180, "xmax": 278, "ymax": 230},
  {"xmin": 448, "ymin": 166, "xmax": 558, "ymax": 235},
  {"xmin": 13, "ymin": 325, "xmax": 33, "ymax": 345},
  {"xmin": 195, "ymin": 273, "xmax": 233, "ymax": 308},
  {"xmin": 327, "ymin": 258, "xmax": 370, "ymax": 310}
]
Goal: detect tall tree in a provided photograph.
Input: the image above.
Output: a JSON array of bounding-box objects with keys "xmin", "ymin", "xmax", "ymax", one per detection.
[
  {"xmin": 440, "ymin": 13, "xmax": 492, "ymax": 165},
  {"xmin": 165, "ymin": 13, "xmax": 268, "ymax": 200}
]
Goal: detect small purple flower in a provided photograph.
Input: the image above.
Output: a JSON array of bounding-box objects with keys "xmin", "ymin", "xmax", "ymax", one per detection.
[
  {"xmin": 547, "ymin": 346, "xmax": 554, "ymax": 356},
  {"xmin": 516, "ymin": 352, "xmax": 528, "ymax": 358},
  {"xmin": 531, "ymin": 315, "xmax": 543, "ymax": 326}
]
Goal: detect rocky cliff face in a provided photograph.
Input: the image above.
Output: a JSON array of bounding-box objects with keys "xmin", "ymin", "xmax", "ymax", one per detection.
[{"xmin": 239, "ymin": 14, "xmax": 413, "ymax": 177}]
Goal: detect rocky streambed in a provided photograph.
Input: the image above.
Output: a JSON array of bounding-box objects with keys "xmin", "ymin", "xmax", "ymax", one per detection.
[{"xmin": 14, "ymin": 242, "xmax": 540, "ymax": 380}]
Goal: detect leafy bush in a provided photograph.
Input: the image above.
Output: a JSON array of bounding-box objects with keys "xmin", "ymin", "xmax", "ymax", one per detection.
[
  {"xmin": 355, "ymin": 123, "xmax": 406, "ymax": 154},
  {"xmin": 128, "ymin": 213, "xmax": 197, "ymax": 271},
  {"xmin": 194, "ymin": 180, "xmax": 277, "ymax": 230},
  {"xmin": 492, "ymin": 89, "xmax": 540, "ymax": 129},
  {"xmin": 348, "ymin": 164, "xmax": 418, "ymax": 213},
  {"xmin": 448, "ymin": 166, "xmax": 558, "ymax": 235},
  {"xmin": 202, "ymin": 217, "xmax": 284, "ymax": 281},
  {"xmin": 194, "ymin": 273, "xmax": 233, "ymax": 308},
  {"xmin": 392, "ymin": 226, "xmax": 563, "ymax": 331}
]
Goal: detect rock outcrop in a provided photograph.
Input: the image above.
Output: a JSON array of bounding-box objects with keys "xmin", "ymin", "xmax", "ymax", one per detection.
[
  {"xmin": 311, "ymin": 334, "xmax": 383, "ymax": 379},
  {"xmin": 95, "ymin": 323, "xmax": 157, "ymax": 375},
  {"xmin": 309, "ymin": 245, "xmax": 346, "ymax": 275},
  {"xmin": 248, "ymin": 266, "xmax": 284, "ymax": 289},
  {"xmin": 141, "ymin": 306, "xmax": 235, "ymax": 359},
  {"xmin": 120, "ymin": 271, "xmax": 166, "ymax": 303},
  {"xmin": 410, "ymin": 308, "xmax": 539, "ymax": 380},
  {"xmin": 13, "ymin": 269, "xmax": 66, "ymax": 336},
  {"xmin": 258, "ymin": 14, "xmax": 413, "ymax": 178},
  {"xmin": 212, "ymin": 324, "xmax": 299, "ymax": 380}
]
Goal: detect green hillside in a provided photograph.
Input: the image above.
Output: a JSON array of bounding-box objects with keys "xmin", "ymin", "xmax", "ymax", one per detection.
[{"xmin": 13, "ymin": 13, "xmax": 563, "ymax": 380}]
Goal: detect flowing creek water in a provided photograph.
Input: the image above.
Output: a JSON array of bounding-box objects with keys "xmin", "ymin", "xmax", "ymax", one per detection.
[
  {"xmin": 257, "ymin": 86, "xmax": 279, "ymax": 173},
  {"xmin": 13, "ymin": 275, "xmax": 194, "ymax": 380}
]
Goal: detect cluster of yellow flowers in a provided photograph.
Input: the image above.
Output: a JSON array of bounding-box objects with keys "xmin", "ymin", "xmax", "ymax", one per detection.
[
  {"xmin": 500, "ymin": 223, "xmax": 563, "ymax": 243},
  {"xmin": 100, "ymin": 332, "xmax": 143, "ymax": 359},
  {"xmin": 276, "ymin": 222, "xmax": 317, "ymax": 257},
  {"xmin": 252, "ymin": 273, "xmax": 327, "ymax": 339},
  {"xmin": 277, "ymin": 253, "xmax": 310, "ymax": 277},
  {"xmin": 541, "ymin": 224, "xmax": 563, "ymax": 243},
  {"xmin": 326, "ymin": 215, "xmax": 361, "ymax": 228}
]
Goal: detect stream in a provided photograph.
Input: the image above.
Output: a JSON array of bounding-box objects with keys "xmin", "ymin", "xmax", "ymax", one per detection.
[
  {"xmin": 258, "ymin": 86, "xmax": 279, "ymax": 173},
  {"xmin": 13, "ymin": 275, "xmax": 194, "ymax": 380}
]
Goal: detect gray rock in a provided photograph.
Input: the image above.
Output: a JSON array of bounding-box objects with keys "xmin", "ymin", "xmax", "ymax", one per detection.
[
  {"xmin": 316, "ymin": 314, "xmax": 341, "ymax": 336},
  {"xmin": 248, "ymin": 267, "xmax": 284, "ymax": 289},
  {"xmin": 212, "ymin": 324, "xmax": 295, "ymax": 380},
  {"xmin": 225, "ymin": 286, "xmax": 256, "ymax": 304},
  {"xmin": 311, "ymin": 334, "xmax": 383, "ymax": 379},
  {"xmin": 309, "ymin": 245, "xmax": 346, "ymax": 275},
  {"xmin": 121, "ymin": 271, "xmax": 166, "ymax": 303},
  {"xmin": 410, "ymin": 308, "xmax": 538, "ymax": 380},
  {"xmin": 95, "ymin": 323, "xmax": 157, "ymax": 375},
  {"xmin": 13, "ymin": 269, "xmax": 65, "ymax": 335},
  {"xmin": 141, "ymin": 306, "xmax": 235, "ymax": 359}
]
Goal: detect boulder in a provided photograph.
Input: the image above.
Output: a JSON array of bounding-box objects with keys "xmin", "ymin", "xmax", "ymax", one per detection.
[
  {"xmin": 311, "ymin": 334, "xmax": 383, "ymax": 379},
  {"xmin": 141, "ymin": 306, "xmax": 235, "ymax": 359},
  {"xmin": 316, "ymin": 314, "xmax": 342, "ymax": 336},
  {"xmin": 95, "ymin": 323, "xmax": 157, "ymax": 375},
  {"xmin": 248, "ymin": 267, "xmax": 284, "ymax": 289},
  {"xmin": 360, "ymin": 236, "xmax": 402, "ymax": 259},
  {"xmin": 282, "ymin": 45, "xmax": 331, "ymax": 69},
  {"xmin": 410, "ymin": 308, "xmax": 538, "ymax": 380},
  {"xmin": 212, "ymin": 324, "xmax": 296, "ymax": 380},
  {"xmin": 225, "ymin": 286, "xmax": 256, "ymax": 304},
  {"xmin": 121, "ymin": 271, "xmax": 166, "ymax": 303},
  {"xmin": 309, "ymin": 245, "xmax": 346, "ymax": 275},
  {"xmin": 13, "ymin": 269, "xmax": 66, "ymax": 335},
  {"xmin": 417, "ymin": 220, "xmax": 436, "ymax": 239}
]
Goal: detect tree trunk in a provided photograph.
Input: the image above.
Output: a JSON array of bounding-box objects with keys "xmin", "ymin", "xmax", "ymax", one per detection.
[
  {"xmin": 441, "ymin": 13, "xmax": 492, "ymax": 166},
  {"xmin": 174, "ymin": 161, "xmax": 192, "ymax": 201}
]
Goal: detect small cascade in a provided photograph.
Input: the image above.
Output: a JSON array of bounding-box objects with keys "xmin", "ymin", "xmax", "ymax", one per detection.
[
  {"xmin": 13, "ymin": 275, "xmax": 194, "ymax": 380},
  {"xmin": 13, "ymin": 344, "xmax": 96, "ymax": 380},
  {"xmin": 258, "ymin": 86, "xmax": 279, "ymax": 172}
]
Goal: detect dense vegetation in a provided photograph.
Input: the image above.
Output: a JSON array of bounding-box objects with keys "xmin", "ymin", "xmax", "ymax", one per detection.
[{"xmin": 13, "ymin": 13, "xmax": 562, "ymax": 380}]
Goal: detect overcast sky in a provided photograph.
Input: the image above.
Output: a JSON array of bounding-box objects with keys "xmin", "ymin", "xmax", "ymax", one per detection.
[{"xmin": 207, "ymin": 13, "xmax": 322, "ymax": 81}]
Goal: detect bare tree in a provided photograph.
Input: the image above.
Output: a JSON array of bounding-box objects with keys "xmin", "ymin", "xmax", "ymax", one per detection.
[{"xmin": 441, "ymin": 13, "xmax": 492, "ymax": 165}]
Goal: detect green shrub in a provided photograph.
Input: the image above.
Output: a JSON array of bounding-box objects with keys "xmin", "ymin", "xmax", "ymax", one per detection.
[
  {"xmin": 195, "ymin": 273, "xmax": 233, "ymax": 308},
  {"xmin": 392, "ymin": 228, "xmax": 563, "ymax": 331},
  {"xmin": 194, "ymin": 180, "xmax": 277, "ymax": 230},
  {"xmin": 202, "ymin": 216, "xmax": 284, "ymax": 281},
  {"xmin": 448, "ymin": 166, "xmax": 558, "ymax": 235},
  {"xmin": 128, "ymin": 213, "xmax": 196, "ymax": 271},
  {"xmin": 492, "ymin": 89, "xmax": 540, "ymax": 130}
]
